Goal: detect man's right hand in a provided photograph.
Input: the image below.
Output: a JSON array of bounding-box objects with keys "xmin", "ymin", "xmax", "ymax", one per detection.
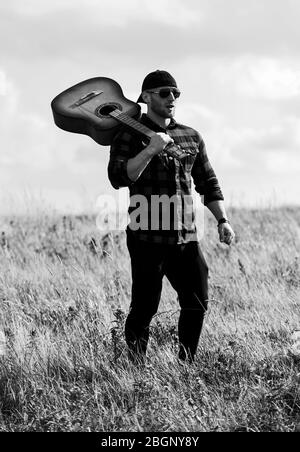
[
  {"xmin": 127, "ymin": 132, "xmax": 174, "ymax": 182},
  {"xmin": 147, "ymin": 132, "xmax": 174, "ymax": 156}
]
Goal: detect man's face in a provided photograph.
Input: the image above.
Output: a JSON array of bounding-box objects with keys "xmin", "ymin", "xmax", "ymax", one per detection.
[{"xmin": 144, "ymin": 86, "xmax": 179, "ymax": 119}]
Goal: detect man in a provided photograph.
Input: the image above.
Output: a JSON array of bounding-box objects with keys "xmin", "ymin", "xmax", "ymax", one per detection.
[{"xmin": 108, "ymin": 70, "xmax": 235, "ymax": 364}]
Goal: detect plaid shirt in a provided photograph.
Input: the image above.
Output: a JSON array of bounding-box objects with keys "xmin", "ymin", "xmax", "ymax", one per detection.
[{"xmin": 108, "ymin": 114, "xmax": 224, "ymax": 245}]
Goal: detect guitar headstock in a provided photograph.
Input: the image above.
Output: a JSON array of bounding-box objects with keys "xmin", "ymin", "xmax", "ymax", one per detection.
[{"xmin": 163, "ymin": 143, "xmax": 197, "ymax": 161}]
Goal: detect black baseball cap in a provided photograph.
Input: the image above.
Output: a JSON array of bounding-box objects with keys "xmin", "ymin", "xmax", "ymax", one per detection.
[{"xmin": 137, "ymin": 70, "xmax": 178, "ymax": 103}]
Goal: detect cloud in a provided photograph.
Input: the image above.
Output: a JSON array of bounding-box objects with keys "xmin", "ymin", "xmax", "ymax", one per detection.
[
  {"xmin": 0, "ymin": 71, "xmax": 53, "ymax": 169},
  {"xmin": 0, "ymin": 71, "xmax": 9, "ymax": 95},
  {"xmin": 215, "ymin": 57, "xmax": 300, "ymax": 100},
  {"xmin": 2, "ymin": 0, "xmax": 201, "ymax": 27},
  {"xmin": 210, "ymin": 116, "xmax": 300, "ymax": 175},
  {"xmin": 2, "ymin": 0, "xmax": 300, "ymax": 69},
  {"xmin": 266, "ymin": 151, "xmax": 300, "ymax": 174},
  {"xmin": 0, "ymin": 70, "xmax": 17, "ymax": 116}
]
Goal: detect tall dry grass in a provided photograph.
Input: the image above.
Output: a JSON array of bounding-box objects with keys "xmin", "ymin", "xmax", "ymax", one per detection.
[{"xmin": 0, "ymin": 206, "xmax": 299, "ymax": 431}]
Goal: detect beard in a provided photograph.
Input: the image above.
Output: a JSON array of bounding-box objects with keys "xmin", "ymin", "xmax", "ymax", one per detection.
[{"xmin": 150, "ymin": 101, "xmax": 175, "ymax": 119}]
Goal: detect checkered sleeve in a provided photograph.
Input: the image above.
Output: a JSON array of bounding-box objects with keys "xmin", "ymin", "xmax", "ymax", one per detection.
[
  {"xmin": 107, "ymin": 129, "xmax": 135, "ymax": 189},
  {"xmin": 191, "ymin": 133, "xmax": 224, "ymax": 205}
]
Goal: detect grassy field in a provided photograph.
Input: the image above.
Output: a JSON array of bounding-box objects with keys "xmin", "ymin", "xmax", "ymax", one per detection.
[{"xmin": 0, "ymin": 206, "xmax": 299, "ymax": 432}]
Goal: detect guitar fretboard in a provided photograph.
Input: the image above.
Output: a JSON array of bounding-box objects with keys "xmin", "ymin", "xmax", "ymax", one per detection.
[
  {"xmin": 109, "ymin": 109, "xmax": 153, "ymax": 140},
  {"xmin": 108, "ymin": 108, "xmax": 188, "ymax": 162}
]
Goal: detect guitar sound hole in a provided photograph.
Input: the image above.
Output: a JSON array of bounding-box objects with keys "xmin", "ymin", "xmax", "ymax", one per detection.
[{"xmin": 95, "ymin": 103, "xmax": 122, "ymax": 118}]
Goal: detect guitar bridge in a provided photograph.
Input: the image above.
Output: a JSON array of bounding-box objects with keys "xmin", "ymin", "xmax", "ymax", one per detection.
[{"xmin": 70, "ymin": 91, "xmax": 103, "ymax": 108}]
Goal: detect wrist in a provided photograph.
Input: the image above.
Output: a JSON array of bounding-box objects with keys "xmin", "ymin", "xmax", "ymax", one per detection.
[
  {"xmin": 217, "ymin": 217, "xmax": 230, "ymax": 227},
  {"xmin": 145, "ymin": 145, "xmax": 156, "ymax": 158},
  {"xmin": 146, "ymin": 143, "xmax": 163, "ymax": 158}
]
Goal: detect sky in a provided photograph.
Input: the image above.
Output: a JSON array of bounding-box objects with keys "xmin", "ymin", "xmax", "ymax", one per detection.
[{"xmin": 0, "ymin": 0, "xmax": 300, "ymax": 215}]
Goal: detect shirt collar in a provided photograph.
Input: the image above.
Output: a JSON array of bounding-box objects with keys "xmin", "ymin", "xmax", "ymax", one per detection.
[{"xmin": 141, "ymin": 114, "xmax": 177, "ymax": 132}]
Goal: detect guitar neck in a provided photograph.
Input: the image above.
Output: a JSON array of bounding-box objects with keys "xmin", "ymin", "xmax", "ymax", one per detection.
[
  {"xmin": 109, "ymin": 109, "xmax": 153, "ymax": 140},
  {"xmin": 109, "ymin": 108, "xmax": 189, "ymax": 161}
]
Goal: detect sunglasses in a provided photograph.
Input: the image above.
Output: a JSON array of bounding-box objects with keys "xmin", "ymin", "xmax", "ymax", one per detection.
[{"xmin": 147, "ymin": 88, "xmax": 181, "ymax": 99}]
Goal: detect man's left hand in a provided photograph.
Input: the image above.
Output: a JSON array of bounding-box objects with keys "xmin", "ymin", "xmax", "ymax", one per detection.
[{"xmin": 218, "ymin": 223, "xmax": 235, "ymax": 246}]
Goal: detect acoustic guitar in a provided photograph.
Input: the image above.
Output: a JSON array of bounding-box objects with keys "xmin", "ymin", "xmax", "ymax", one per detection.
[{"xmin": 51, "ymin": 77, "xmax": 194, "ymax": 161}]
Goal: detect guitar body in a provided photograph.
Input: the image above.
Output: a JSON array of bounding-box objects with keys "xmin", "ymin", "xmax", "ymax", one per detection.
[
  {"xmin": 52, "ymin": 77, "xmax": 194, "ymax": 161},
  {"xmin": 51, "ymin": 77, "xmax": 141, "ymax": 145}
]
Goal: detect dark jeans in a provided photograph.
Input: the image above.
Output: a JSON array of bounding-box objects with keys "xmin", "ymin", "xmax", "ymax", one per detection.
[{"xmin": 125, "ymin": 230, "xmax": 209, "ymax": 363}]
